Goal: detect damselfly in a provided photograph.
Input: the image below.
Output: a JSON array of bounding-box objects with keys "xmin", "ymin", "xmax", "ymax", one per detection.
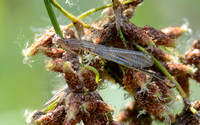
[{"xmin": 54, "ymin": 36, "xmax": 174, "ymax": 87}]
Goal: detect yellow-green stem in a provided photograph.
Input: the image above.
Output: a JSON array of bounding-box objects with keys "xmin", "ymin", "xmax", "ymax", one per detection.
[
  {"xmin": 134, "ymin": 44, "xmax": 187, "ymax": 98},
  {"xmin": 43, "ymin": 99, "xmax": 59, "ymax": 113},
  {"xmin": 118, "ymin": 27, "xmax": 128, "ymax": 48},
  {"xmin": 50, "ymin": 0, "xmax": 92, "ymax": 28},
  {"xmin": 80, "ymin": 64, "xmax": 100, "ymax": 83},
  {"xmin": 67, "ymin": 0, "xmax": 134, "ymax": 28}
]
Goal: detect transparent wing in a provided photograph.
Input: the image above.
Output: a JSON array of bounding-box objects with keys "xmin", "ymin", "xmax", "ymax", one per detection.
[
  {"xmin": 81, "ymin": 41, "xmax": 154, "ymax": 68},
  {"xmin": 71, "ymin": 40, "xmax": 174, "ymax": 87}
]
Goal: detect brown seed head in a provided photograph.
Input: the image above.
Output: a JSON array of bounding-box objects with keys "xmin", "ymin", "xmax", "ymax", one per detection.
[
  {"xmin": 81, "ymin": 69, "xmax": 98, "ymax": 92},
  {"xmin": 142, "ymin": 26, "xmax": 175, "ymax": 46},
  {"xmin": 192, "ymin": 38, "xmax": 200, "ymax": 49},
  {"xmin": 95, "ymin": 100, "xmax": 114, "ymax": 114},
  {"xmin": 148, "ymin": 46, "xmax": 172, "ymax": 61},
  {"xmin": 185, "ymin": 49, "xmax": 200, "ymax": 65},
  {"xmin": 46, "ymin": 59, "xmax": 64, "ymax": 73},
  {"xmin": 135, "ymin": 84, "xmax": 171, "ymax": 118},
  {"xmin": 165, "ymin": 62, "xmax": 190, "ymax": 76},
  {"xmin": 33, "ymin": 105, "xmax": 66, "ymax": 125},
  {"xmin": 161, "ymin": 26, "xmax": 186, "ymax": 39},
  {"xmin": 82, "ymin": 93, "xmax": 97, "ymax": 113},
  {"xmin": 123, "ymin": 69, "xmax": 146, "ymax": 92}
]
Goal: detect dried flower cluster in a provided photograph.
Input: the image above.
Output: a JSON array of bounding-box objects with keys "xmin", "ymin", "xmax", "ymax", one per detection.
[{"xmin": 23, "ymin": 0, "xmax": 200, "ymax": 124}]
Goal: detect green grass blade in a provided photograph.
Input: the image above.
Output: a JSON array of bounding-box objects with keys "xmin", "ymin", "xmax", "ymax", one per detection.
[{"xmin": 44, "ymin": 0, "xmax": 63, "ymax": 38}]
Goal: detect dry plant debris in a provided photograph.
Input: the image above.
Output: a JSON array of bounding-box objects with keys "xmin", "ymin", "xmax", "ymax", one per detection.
[{"xmin": 23, "ymin": 0, "xmax": 200, "ymax": 124}]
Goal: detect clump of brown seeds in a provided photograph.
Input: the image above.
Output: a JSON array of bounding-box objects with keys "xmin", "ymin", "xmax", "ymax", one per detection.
[{"xmin": 24, "ymin": 0, "xmax": 200, "ymax": 124}]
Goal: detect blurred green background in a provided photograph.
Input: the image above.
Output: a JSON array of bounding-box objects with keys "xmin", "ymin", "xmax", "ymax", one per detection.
[{"xmin": 0, "ymin": 0, "xmax": 200, "ymax": 124}]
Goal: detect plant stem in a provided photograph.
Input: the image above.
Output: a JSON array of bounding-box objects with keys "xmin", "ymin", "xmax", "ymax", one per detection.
[
  {"xmin": 67, "ymin": 0, "xmax": 134, "ymax": 28},
  {"xmin": 134, "ymin": 44, "xmax": 187, "ymax": 99},
  {"xmin": 43, "ymin": 99, "xmax": 59, "ymax": 113},
  {"xmin": 44, "ymin": 0, "xmax": 63, "ymax": 38},
  {"xmin": 80, "ymin": 64, "xmax": 100, "ymax": 83},
  {"xmin": 112, "ymin": 0, "xmax": 128, "ymax": 48},
  {"xmin": 50, "ymin": 0, "xmax": 92, "ymax": 28},
  {"xmin": 118, "ymin": 22, "xmax": 128, "ymax": 49}
]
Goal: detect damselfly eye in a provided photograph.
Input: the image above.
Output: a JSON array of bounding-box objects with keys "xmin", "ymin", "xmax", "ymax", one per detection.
[{"xmin": 65, "ymin": 39, "xmax": 70, "ymax": 43}]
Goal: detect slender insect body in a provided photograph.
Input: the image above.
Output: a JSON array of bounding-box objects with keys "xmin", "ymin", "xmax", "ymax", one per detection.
[
  {"xmin": 55, "ymin": 37, "xmax": 154, "ymax": 69},
  {"xmin": 54, "ymin": 37, "xmax": 174, "ymax": 87},
  {"xmin": 80, "ymin": 40, "xmax": 154, "ymax": 68}
]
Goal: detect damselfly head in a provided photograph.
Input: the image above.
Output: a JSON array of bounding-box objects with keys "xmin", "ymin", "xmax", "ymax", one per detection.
[{"xmin": 62, "ymin": 38, "xmax": 82, "ymax": 50}]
